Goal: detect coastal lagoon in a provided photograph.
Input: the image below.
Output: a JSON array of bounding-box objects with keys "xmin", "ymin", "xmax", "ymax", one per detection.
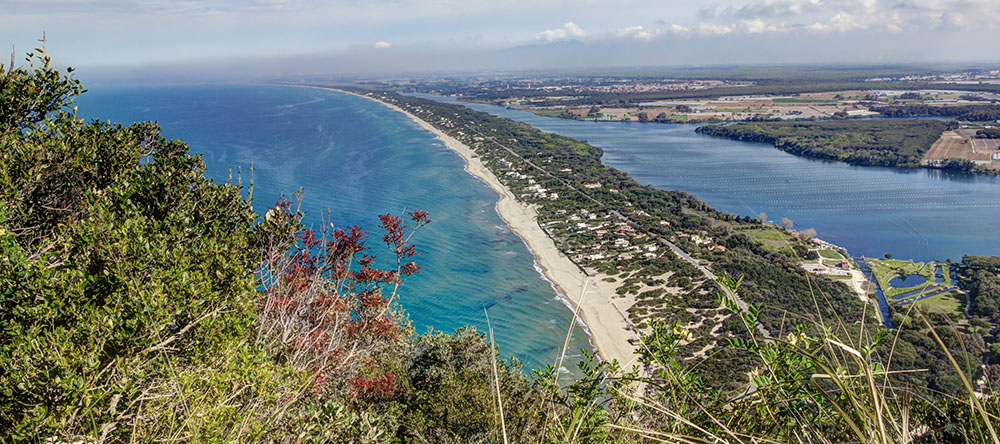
[
  {"xmin": 423, "ymin": 95, "xmax": 1000, "ymax": 262},
  {"xmin": 76, "ymin": 85, "xmax": 591, "ymax": 373}
]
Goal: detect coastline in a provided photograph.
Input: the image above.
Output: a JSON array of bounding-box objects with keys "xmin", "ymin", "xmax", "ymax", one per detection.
[{"xmin": 298, "ymin": 85, "xmax": 639, "ymax": 367}]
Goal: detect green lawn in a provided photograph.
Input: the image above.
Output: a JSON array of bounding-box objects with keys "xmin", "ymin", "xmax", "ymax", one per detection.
[
  {"xmin": 885, "ymin": 282, "xmax": 936, "ymax": 299},
  {"xmin": 743, "ymin": 227, "xmax": 795, "ymax": 252},
  {"xmin": 868, "ymin": 259, "xmax": 933, "ymax": 295},
  {"xmin": 868, "ymin": 258, "xmax": 952, "ymax": 300},
  {"xmin": 915, "ymin": 291, "xmax": 965, "ymax": 315},
  {"xmin": 818, "ymin": 249, "xmax": 844, "ymax": 260}
]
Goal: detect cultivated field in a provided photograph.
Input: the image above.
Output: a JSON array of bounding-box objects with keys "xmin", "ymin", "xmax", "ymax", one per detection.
[{"xmin": 925, "ymin": 129, "xmax": 1000, "ymax": 169}]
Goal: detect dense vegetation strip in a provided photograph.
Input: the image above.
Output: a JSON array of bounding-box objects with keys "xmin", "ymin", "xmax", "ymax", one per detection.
[
  {"xmin": 696, "ymin": 120, "xmax": 948, "ymax": 168},
  {"xmin": 871, "ymin": 104, "xmax": 1000, "ymax": 121}
]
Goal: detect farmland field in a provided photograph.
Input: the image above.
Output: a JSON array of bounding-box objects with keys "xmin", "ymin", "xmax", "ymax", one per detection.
[{"xmin": 925, "ymin": 129, "xmax": 1000, "ymax": 170}]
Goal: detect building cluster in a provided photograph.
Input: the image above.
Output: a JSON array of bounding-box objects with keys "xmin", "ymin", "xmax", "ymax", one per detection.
[
  {"xmin": 542, "ymin": 208, "xmax": 665, "ymax": 266},
  {"xmin": 505, "ymin": 79, "xmax": 744, "ymax": 95},
  {"xmin": 866, "ymin": 70, "xmax": 1000, "ymax": 83}
]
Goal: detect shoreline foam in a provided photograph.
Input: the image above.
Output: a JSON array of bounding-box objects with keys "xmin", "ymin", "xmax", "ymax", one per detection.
[{"xmin": 297, "ymin": 86, "xmax": 639, "ymax": 367}]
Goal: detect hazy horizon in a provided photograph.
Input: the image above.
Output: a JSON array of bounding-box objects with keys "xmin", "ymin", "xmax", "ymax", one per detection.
[{"xmin": 4, "ymin": 0, "xmax": 1000, "ymax": 81}]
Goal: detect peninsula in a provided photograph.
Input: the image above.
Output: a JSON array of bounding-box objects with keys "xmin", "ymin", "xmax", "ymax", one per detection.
[
  {"xmin": 307, "ymin": 86, "xmax": 639, "ymax": 366},
  {"xmin": 314, "ymin": 87, "xmax": 888, "ymax": 389}
]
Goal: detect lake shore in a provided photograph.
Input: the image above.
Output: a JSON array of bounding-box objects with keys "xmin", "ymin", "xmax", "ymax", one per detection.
[{"xmin": 299, "ymin": 86, "xmax": 639, "ymax": 367}]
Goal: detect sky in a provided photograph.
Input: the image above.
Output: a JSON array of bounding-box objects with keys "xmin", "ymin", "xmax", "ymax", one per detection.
[{"xmin": 3, "ymin": 0, "xmax": 999, "ymax": 78}]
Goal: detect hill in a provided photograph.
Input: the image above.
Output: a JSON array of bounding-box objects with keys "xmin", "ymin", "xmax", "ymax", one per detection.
[{"xmin": 3, "ymin": 51, "xmax": 998, "ymax": 443}]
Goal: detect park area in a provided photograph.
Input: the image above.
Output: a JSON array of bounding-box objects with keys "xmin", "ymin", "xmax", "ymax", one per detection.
[{"xmin": 867, "ymin": 258, "xmax": 964, "ymax": 315}]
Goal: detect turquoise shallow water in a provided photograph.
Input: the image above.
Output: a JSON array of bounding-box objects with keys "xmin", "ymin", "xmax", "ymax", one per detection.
[
  {"xmin": 75, "ymin": 85, "xmax": 591, "ymax": 373},
  {"xmin": 422, "ymin": 95, "xmax": 1000, "ymax": 262}
]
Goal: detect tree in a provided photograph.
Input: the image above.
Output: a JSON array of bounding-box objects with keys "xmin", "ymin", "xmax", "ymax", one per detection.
[
  {"xmin": 1, "ymin": 48, "xmax": 302, "ymax": 439},
  {"xmin": 0, "ymin": 47, "xmax": 435, "ymax": 442},
  {"xmin": 885, "ymin": 252, "xmax": 893, "ymax": 259},
  {"xmin": 796, "ymin": 228, "xmax": 816, "ymax": 242},
  {"xmin": 781, "ymin": 217, "xmax": 794, "ymax": 229}
]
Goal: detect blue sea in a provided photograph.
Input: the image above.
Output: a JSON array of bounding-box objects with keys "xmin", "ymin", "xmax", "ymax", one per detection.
[
  {"xmin": 76, "ymin": 84, "xmax": 1000, "ymax": 370},
  {"xmin": 422, "ymin": 95, "xmax": 1000, "ymax": 262},
  {"xmin": 75, "ymin": 85, "xmax": 591, "ymax": 373}
]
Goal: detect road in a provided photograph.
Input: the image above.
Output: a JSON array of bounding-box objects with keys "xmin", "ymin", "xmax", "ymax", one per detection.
[{"xmin": 608, "ymin": 210, "xmax": 773, "ymax": 340}]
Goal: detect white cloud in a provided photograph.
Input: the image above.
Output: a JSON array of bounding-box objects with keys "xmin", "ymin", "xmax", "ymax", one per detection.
[
  {"xmin": 6, "ymin": 0, "xmax": 1000, "ymax": 68},
  {"xmin": 742, "ymin": 18, "xmax": 768, "ymax": 33},
  {"xmin": 680, "ymin": 0, "xmax": 999, "ymax": 38},
  {"xmin": 635, "ymin": 30, "xmax": 654, "ymax": 40},
  {"xmin": 619, "ymin": 25, "xmax": 656, "ymax": 40},
  {"xmin": 670, "ymin": 23, "xmax": 691, "ymax": 34},
  {"xmin": 536, "ymin": 28, "xmax": 567, "ymax": 41},
  {"xmin": 564, "ymin": 21, "xmax": 586, "ymax": 37},
  {"xmin": 829, "ymin": 11, "xmax": 865, "ymax": 31},
  {"xmin": 695, "ymin": 22, "xmax": 735, "ymax": 35},
  {"xmin": 374, "ymin": 41, "xmax": 392, "ymax": 48},
  {"xmin": 805, "ymin": 21, "xmax": 826, "ymax": 31},
  {"xmin": 536, "ymin": 22, "xmax": 586, "ymax": 41}
]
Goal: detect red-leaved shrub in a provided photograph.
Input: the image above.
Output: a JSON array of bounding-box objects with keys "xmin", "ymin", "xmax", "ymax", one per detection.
[{"xmin": 256, "ymin": 197, "xmax": 429, "ymax": 404}]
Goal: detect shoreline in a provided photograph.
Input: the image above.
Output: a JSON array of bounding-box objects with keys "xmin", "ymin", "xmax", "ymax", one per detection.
[{"xmin": 296, "ymin": 85, "xmax": 639, "ymax": 367}]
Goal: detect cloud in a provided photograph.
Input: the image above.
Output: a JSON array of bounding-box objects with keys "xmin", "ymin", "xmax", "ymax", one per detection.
[
  {"xmin": 619, "ymin": 25, "xmax": 656, "ymax": 40},
  {"xmin": 695, "ymin": 22, "xmax": 735, "ymax": 35},
  {"xmin": 731, "ymin": 0, "xmax": 818, "ymax": 19},
  {"xmin": 696, "ymin": 4, "xmax": 719, "ymax": 19},
  {"xmin": 670, "ymin": 23, "xmax": 692, "ymax": 34},
  {"xmin": 741, "ymin": 18, "xmax": 769, "ymax": 33},
  {"xmin": 564, "ymin": 22, "xmax": 586, "ymax": 37},
  {"xmin": 828, "ymin": 11, "xmax": 865, "ymax": 31},
  {"xmin": 374, "ymin": 41, "xmax": 392, "ymax": 48},
  {"xmin": 942, "ymin": 11, "xmax": 965, "ymax": 26},
  {"xmin": 535, "ymin": 22, "xmax": 585, "ymax": 41},
  {"xmin": 671, "ymin": 0, "xmax": 996, "ymax": 37},
  {"xmin": 7, "ymin": 0, "xmax": 1000, "ymax": 70}
]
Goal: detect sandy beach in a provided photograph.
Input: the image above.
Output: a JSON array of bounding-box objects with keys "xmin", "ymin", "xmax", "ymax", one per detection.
[{"xmin": 303, "ymin": 86, "xmax": 639, "ymax": 367}]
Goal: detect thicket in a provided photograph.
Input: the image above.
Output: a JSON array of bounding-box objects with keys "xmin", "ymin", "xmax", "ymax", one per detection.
[
  {"xmin": 0, "ymin": 50, "xmax": 548, "ymax": 443},
  {"xmin": 872, "ymin": 104, "xmax": 1000, "ymax": 122},
  {"xmin": 959, "ymin": 256, "xmax": 1000, "ymax": 324},
  {"xmin": 977, "ymin": 129, "xmax": 1000, "ymax": 139}
]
